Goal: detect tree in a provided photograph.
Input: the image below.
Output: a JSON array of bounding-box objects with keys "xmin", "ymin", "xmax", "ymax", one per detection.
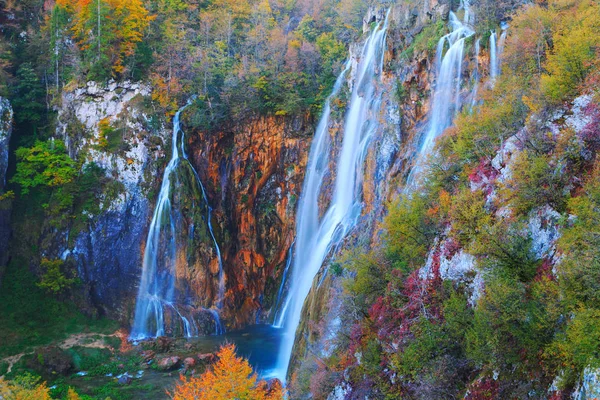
[
  {"xmin": 55, "ymin": 0, "xmax": 154, "ymax": 80},
  {"xmin": 169, "ymin": 344, "xmax": 285, "ymax": 400},
  {"xmin": 0, "ymin": 373, "xmax": 52, "ymax": 400},
  {"xmin": 37, "ymin": 258, "xmax": 76, "ymax": 294},
  {"xmin": 11, "ymin": 62, "xmax": 45, "ymax": 129},
  {"xmin": 11, "ymin": 140, "xmax": 76, "ymax": 195}
]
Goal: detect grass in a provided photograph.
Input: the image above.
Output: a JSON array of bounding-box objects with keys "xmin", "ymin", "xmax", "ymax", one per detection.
[{"xmin": 0, "ymin": 257, "xmax": 118, "ymax": 358}]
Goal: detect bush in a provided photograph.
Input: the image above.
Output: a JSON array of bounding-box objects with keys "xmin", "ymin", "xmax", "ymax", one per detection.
[
  {"xmin": 11, "ymin": 140, "xmax": 76, "ymax": 195},
  {"xmin": 540, "ymin": 1, "xmax": 600, "ymax": 103},
  {"xmin": 37, "ymin": 258, "xmax": 76, "ymax": 294},
  {"xmin": 384, "ymin": 193, "xmax": 439, "ymax": 271},
  {"xmin": 502, "ymin": 151, "xmax": 569, "ymax": 215},
  {"xmin": 558, "ymin": 164, "xmax": 600, "ymax": 309}
]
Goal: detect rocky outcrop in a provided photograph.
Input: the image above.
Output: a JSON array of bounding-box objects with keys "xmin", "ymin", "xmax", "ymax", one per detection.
[
  {"xmin": 573, "ymin": 368, "xmax": 600, "ymax": 400},
  {"xmin": 189, "ymin": 115, "xmax": 312, "ymax": 328},
  {"xmin": 0, "ymin": 97, "xmax": 13, "ymax": 285},
  {"xmin": 41, "ymin": 81, "xmax": 170, "ymax": 321}
]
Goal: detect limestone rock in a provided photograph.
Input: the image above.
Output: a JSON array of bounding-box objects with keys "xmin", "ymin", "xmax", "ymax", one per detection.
[{"xmin": 156, "ymin": 356, "xmax": 181, "ymax": 371}]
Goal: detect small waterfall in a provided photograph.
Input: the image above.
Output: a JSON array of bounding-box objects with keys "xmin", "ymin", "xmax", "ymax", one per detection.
[
  {"xmin": 131, "ymin": 103, "xmax": 224, "ymax": 340},
  {"xmin": 490, "ymin": 23, "xmax": 508, "ymax": 83},
  {"xmin": 405, "ymin": 4, "xmax": 474, "ymax": 191},
  {"xmin": 490, "ymin": 31, "xmax": 498, "ymax": 79},
  {"xmin": 470, "ymin": 38, "xmax": 481, "ymax": 109},
  {"xmin": 273, "ymin": 12, "xmax": 389, "ymax": 381}
]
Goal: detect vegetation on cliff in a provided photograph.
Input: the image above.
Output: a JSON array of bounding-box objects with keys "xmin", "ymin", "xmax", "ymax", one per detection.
[{"xmin": 304, "ymin": 0, "xmax": 600, "ymax": 398}]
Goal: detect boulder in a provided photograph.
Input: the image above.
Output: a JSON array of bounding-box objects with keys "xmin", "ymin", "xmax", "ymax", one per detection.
[
  {"xmin": 197, "ymin": 353, "xmax": 216, "ymax": 363},
  {"xmin": 140, "ymin": 350, "xmax": 155, "ymax": 362},
  {"xmin": 154, "ymin": 336, "xmax": 174, "ymax": 353},
  {"xmin": 117, "ymin": 373, "xmax": 133, "ymax": 385},
  {"xmin": 183, "ymin": 357, "xmax": 196, "ymax": 370},
  {"xmin": 156, "ymin": 356, "xmax": 181, "ymax": 371},
  {"xmin": 28, "ymin": 346, "xmax": 73, "ymax": 375}
]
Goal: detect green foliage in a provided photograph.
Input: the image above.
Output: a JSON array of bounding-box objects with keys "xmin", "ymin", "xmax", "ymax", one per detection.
[
  {"xmin": 384, "ymin": 193, "xmax": 439, "ymax": 271},
  {"xmin": 559, "ymin": 165, "xmax": 600, "ymax": 309},
  {"xmin": 471, "ymin": 220, "xmax": 539, "ymax": 283},
  {"xmin": 11, "ymin": 140, "xmax": 77, "ymax": 195},
  {"xmin": 547, "ymin": 308, "xmax": 600, "ymax": 388},
  {"xmin": 443, "ymin": 75, "xmax": 529, "ymax": 169},
  {"xmin": 343, "ymin": 250, "xmax": 388, "ymax": 311},
  {"xmin": 37, "ymin": 258, "xmax": 77, "ymax": 294},
  {"xmin": 96, "ymin": 118, "xmax": 124, "ymax": 152},
  {"xmin": 0, "ymin": 257, "xmax": 118, "ymax": 358},
  {"xmin": 449, "ymin": 188, "xmax": 491, "ymax": 246},
  {"xmin": 503, "ymin": 151, "xmax": 569, "ymax": 215},
  {"xmin": 401, "ymin": 19, "xmax": 446, "ymax": 60},
  {"xmin": 11, "ymin": 62, "xmax": 46, "ymax": 130},
  {"xmin": 467, "ymin": 276, "xmax": 561, "ymax": 378},
  {"xmin": 540, "ymin": 1, "xmax": 600, "ymax": 103}
]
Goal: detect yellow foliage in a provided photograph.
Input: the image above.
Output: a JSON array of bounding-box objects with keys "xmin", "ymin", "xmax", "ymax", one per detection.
[
  {"xmin": 0, "ymin": 377, "xmax": 52, "ymax": 400},
  {"xmin": 169, "ymin": 344, "xmax": 285, "ymax": 400}
]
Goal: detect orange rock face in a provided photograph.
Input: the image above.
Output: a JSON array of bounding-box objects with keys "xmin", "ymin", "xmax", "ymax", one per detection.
[{"xmin": 188, "ymin": 115, "xmax": 312, "ymax": 329}]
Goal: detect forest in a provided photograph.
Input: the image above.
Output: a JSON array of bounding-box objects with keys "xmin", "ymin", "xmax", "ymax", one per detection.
[{"xmin": 0, "ymin": 0, "xmax": 599, "ymax": 399}]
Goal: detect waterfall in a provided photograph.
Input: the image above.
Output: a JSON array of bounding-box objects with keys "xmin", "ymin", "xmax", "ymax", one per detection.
[
  {"xmin": 405, "ymin": 5, "xmax": 474, "ymax": 191},
  {"xmin": 131, "ymin": 103, "xmax": 224, "ymax": 340},
  {"xmin": 490, "ymin": 23, "xmax": 508, "ymax": 83},
  {"xmin": 470, "ymin": 38, "xmax": 481, "ymax": 109},
  {"xmin": 490, "ymin": 31, "xmax": 498, "ymax": 79},
  {"xmin": 273, "ymin": 12, "xmax": 389, "ymax": 381},
  {"xmin": 272, "ymin": 241, "xmax": 294, "ymax": 328}
]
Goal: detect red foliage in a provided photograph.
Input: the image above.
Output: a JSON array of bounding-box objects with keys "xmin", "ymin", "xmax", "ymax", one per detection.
[
  {"xmin": 468, "ymin": 159, "xmax": 499, "ymax": 196},
  {"xmin": 535, "ymin": 258, "xmax": 556, "ymax": 282},
  {"xmin": 579, "ymin": 101, "xmax": 600, "ymax": 153},
  {"xmin": 443, "ymin": 237, "xmax": 461, "ymax": 259},
  {"xmin": 464, "ymin": 378, "xmax": 499, "ymax": 400}
]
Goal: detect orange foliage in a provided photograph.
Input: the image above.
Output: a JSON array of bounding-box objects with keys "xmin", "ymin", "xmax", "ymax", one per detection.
[
  {"xmin": 168, "ymin": 344, "xmax": 285, "ymax": 400},
  {"xmin": 55, "ymin": 0, "xmax": 153, "ymax": 76}
]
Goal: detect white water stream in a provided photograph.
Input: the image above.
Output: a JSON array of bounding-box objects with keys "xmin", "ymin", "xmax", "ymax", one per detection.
[
  {"xmin": 131, "ymin": 104, "xmax": 224, "ymax": 340},
  {"xmin": 272, "ymin": 13, "xmax": 389, "ymax": 381}
]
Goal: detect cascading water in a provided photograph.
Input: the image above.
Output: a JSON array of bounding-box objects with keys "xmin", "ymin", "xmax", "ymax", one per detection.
[
  {"xmin": 131, "ymin": 103, "xmax": 225, "ymax": 340},
  {"xmin": 470, "ymin": 38, "xmax": 481, "ymax": 109},
  {"xmin": 405, "ymin": 2, "xmax": 474, "ymax": 191},
  {"xmin": 273, "ymin": 13, "xmax": 389, "ymax": 381},
  {"xmin": 490, "ymin": 31, "xmax": 498, "ymax": 79},
  {"xmin": 490, "ymin": 23, "xmax": 508, "ymax": 83}
]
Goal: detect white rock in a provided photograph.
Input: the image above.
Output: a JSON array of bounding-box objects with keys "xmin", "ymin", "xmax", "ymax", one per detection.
[{"xmin": 573, "ymin": 367, "xmax": 600, "ymax": 400}]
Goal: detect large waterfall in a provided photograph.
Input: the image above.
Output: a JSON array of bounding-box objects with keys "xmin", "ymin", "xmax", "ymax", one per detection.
[
  {"xmin": 131, "ymin": 104, "xmax": 224, "ymax": 340},
  {"xmin": 273, "ymin": 13, "xmax": 389, "ymax": 381},
  {"xmin": 405, "ymin": 3, "xmax": 474, "ymax": 191}
]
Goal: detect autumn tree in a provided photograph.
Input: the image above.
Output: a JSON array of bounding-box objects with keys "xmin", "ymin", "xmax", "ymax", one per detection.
[
  {"xmin": 169, "ymin": 344, "xmax": 285, "ymax": 400},
  {"xmin": 0, "ymin": 373, "xmax": 52, "ymax": 400},
  {"xmin": 55, "ymin": 0, "xmax": 154, "ymax": 80}
]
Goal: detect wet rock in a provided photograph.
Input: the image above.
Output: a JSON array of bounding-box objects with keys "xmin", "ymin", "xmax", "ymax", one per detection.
[
  {"xmin": 117, "ymin": 373, "xmax": 133, "ymax": 385},
  {"xmin": 0, "ymin": 97, "xmax": 12, "ymax": 192},
  {"xmin": 140, "ymin": 350, "xmax": 155, "ymax": 362},
  {"xmin": 197, "ymin": 353, "xmax": 216, "ymax": 363},
  {"xmin": 0, "ymin": 97, "xmax": 12, "ymax": 285},
  {"xmin": 156, "ymin": 356, "xmax": 181, "ymax": 371},
  {"xmin": 154, "ymin": 336, "xmax": 174, "ymax": 353},
  {"xmin": 189, "ymin": 115, "xmax": 312, "ymax": 328},
  {"xmin": 28, "ymin": 346, "xmax": 74, "ymax": 375},
  {"xmin": 183, "ymin": 357, "xmax": 196, "ymax": 370}
]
